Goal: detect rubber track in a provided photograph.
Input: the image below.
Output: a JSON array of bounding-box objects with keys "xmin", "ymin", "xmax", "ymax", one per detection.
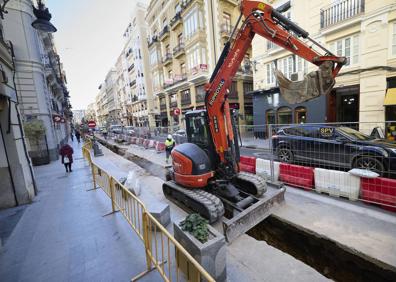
[
  {"xmin": 163, "ymin": 181, "xmax": 224, "ymax": 223},
  {"xmin": 235, "ymin": 172, "xmax": 268, "ymax": 196}
]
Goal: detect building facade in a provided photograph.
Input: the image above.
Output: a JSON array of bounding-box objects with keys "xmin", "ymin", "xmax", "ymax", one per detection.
[
  {"xmin": 123, "ymin": 1, "xmax": 155, "ymax": 127},
  {"xmin": 85, "ymin": 102, "xmax": 97, "ymax": 123},
  {"xmin": 4, "ymin": 0, "xmax": 71, "ymax": 161},
  {"xmin": 145, "ymin": 0, "xmax": 253, "ymax": 130},
  {"xmin": 72, "ymin": 110, "xmax": 85, "ymax": 124},
  {"xmin": 251, "ymin": 0, "xmax": 396, "ymax": 136},
  {"xmin": 0, "ymin": 19, "xmax": 36, "ymax": 209}
]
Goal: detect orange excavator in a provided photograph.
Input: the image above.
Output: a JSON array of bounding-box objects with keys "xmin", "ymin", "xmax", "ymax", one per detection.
[{"xmin": 163, "ymin": 1, "xmax": 346, "ymax": 242}]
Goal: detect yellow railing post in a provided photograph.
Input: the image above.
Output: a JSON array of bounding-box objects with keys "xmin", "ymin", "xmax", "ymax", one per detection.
[
  {"xmin": 109, "ymin": 177, "xmax": 116, "ymax": 213},
  {"xmin": 91, "ymin": 164, "xmax": 97, "ymax": 190},
  {"xmin": 143, "ymin": 212, "xmax": 152, "ymax": 271}
]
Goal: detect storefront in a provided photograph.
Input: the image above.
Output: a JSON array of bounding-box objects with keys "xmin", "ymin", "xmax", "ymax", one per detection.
[{"xmin": 251, "ymin": 87, "xmax": 327, "ymax": 137}]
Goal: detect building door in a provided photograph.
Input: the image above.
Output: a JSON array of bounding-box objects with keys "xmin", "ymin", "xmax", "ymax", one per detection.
[{"xmin": 327, "ymin": 86, "xmax": 359, "ymax": 124}]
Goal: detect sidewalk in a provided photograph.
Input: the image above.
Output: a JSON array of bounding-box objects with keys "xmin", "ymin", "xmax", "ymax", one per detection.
[{"xmin": 0, "ymin": 140, "xmax": 161, "ymax": 282}]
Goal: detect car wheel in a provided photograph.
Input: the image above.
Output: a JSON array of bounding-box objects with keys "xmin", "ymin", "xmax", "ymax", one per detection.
[
  {"xmin": 277, "ymin": 147, "xmax": 294, "ymax": 163},
  {"xmin": 353, "ymin": 157, "xmax": 385, "ymax": 175}
]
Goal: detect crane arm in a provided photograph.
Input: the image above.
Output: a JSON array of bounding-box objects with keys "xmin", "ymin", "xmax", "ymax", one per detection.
[{"xmin": 204, "ymin": 0, "xmax": 346, "ymax": 173}]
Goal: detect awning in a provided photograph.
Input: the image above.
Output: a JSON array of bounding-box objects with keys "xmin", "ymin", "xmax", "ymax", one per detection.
[{"xmin": 384, "ymin": 88, "xmax": 396, "ymax": 106}]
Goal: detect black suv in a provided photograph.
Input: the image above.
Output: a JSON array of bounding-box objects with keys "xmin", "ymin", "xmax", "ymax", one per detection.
[{"xmin": 272, "ymin": 125, "xmax": 396, "ymax": 175}]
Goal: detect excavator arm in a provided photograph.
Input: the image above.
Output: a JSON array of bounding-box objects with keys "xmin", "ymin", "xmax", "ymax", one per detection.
[{"xmin": 204, "ymin": 0, "xmax": 346, "ymax": 173}]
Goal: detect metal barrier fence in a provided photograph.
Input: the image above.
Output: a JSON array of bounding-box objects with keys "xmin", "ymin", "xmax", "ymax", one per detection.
[
  {"xmin": 82, "ymin": 141, "xmax": 215, "ymax": 282},
  {"xmin": 258, "ymin": 121, "xmax": 396, "ymax": 210}
]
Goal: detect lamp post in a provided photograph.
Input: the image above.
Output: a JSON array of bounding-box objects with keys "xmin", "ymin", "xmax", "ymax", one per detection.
[{"xmin": 0, "ymin": 0, "xmax": 56, "ymax": 33}]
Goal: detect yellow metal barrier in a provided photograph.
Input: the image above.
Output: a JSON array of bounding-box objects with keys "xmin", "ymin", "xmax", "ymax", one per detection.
[{"xmin": 82, "ymin": 141, "xmax": 215, "ymax": 282}]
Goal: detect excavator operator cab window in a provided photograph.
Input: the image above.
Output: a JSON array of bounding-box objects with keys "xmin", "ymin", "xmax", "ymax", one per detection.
[{"xmin": 186, "ymin": 112, "xmax": 209, "ymax": 147}]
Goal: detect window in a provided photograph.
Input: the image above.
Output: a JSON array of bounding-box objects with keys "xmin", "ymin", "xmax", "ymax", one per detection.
[
  {"xmin": 168, "ymin": 70, "xmax": 173, "ymax": 79},
  {"xmin": 150, "ymin": 49, "xmax": 158, "ymax": 65},
  {"xmin": 180, "ymin": 62, "xmax": 186, "ymax": 75},
  {"xmin": 295, "ymin": 107, "xmax": 307, "ymax": 124},
  {"xmin": 266, "ymin": 63, "xmax": 276, "ymax": 85},
  {"xmin": 297, "ymin": 57, "xmax": 308, "ymax": 74},
  {"xmin": 277, "ymin": 55, "xmax": 294, "ymax": 79},
  {"xmin": 277, "ymin": 107, "xmax": 292, "ymax": 124},
  {"xmin": 223, "ymin": 12, "xmax": 231, "ymax": 32},
  {"xmin": 266, "ymin": 110, "xmax": 275, "ymax": 125},
  {"xmin": 392, "ymin": 22, "xmax": 396, "ymax": 56},
  {"xmin": 184, "ymin": 8, "xmax": 204, "ymax": 39},
  {"xmin": 187, "ymin": 43, "xmax": 206, "ymax": 69},
  {"xmin": 175, "ymin": 3, "xmax": 181, "ymax": 13},
  {"xmin": 178, "ymin": 33, "xmax": 183, "ymax": 45},
  {"xmin": 165, "ymin": 44, "xmax": 170, "ymax": 55},
  {"xmin": 329, "ymin": 34, "xmax": 360, "ymax": 65}
]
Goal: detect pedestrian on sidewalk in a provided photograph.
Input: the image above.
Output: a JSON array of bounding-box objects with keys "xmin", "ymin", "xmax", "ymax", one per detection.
[
  {"xmin": 75, "ymin": 130, "xmax": 81, "ymax": 143},
  {"xmin": 70, "ymin": 130, "xmax": 74, "ymax": 142},
  {"xmin": 60, "ymin": 143, "xmax": 74, "ymax": 172},
  {"xmin": 165, "ymin": 134, "xmax": 175, "ymax": 163}
]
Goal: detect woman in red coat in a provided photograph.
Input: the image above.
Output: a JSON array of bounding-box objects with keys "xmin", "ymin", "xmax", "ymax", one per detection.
[{"xmin": 59, "ymin": 144, "xmax": 74, "ymax": 172}]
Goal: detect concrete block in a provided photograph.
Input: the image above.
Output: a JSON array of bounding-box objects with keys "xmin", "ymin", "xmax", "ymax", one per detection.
[
  {"xmin": 256, "ymin": 158, "xmax": 280, "ymax": 181},
  {"xmin": 147, "ymin": 202, "xmax": 170, "ymax": 228},
  {"xmin": 315, "ymin": 168, "xmax": 360, "ymax": 200},
  {"xmin": 174, "ymin": 220, "xmax": 227, "ymax": 282}
]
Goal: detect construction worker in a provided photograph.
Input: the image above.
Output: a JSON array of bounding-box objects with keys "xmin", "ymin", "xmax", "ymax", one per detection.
[{"xmin": 165, "ymin": 134, "xmax": 175, "ymax": 163}]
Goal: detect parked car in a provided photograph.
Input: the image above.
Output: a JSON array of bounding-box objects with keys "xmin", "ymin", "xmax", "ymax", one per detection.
[
  {"xmin": 173, "ymin": 129, "xmax": 187, "ymax": 144},
  {"xmin": 109, "ymin": 125, "xmax": 123, "ymax": 134},
  {"xmin": 272, "ymin": 125, "xmax": 396, "ymax": 175},
  {"xmin": 124, "ymin": 126, "xmax": 135, "ymax": 136}
]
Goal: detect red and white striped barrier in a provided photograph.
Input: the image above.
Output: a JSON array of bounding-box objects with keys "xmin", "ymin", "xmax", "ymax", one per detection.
[
  {"xmin": 279, "ymin": 163, "xmax": 315, "ymax": 190},
  {"xmin": 239, "ymin": 156, "xmax": 256, "ymax": 174}
]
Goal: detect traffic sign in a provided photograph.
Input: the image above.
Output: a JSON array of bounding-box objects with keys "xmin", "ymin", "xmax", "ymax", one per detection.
[
  {"xmin": 173, "ymin": 108, "xmax": 181, "ymax": 116},
  {"xmin": 88, "ymin": 120, "xmax": 96, "ymax": 128}
]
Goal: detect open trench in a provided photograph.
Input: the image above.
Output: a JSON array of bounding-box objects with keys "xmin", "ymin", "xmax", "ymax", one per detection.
[{"xmin": 98, "ymin": 140, "xmax": 396, "ymax": 282}]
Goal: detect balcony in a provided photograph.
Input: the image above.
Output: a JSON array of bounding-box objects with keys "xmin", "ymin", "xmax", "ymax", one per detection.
[
  {"xmin": 190, "ymin": 64, "xmax": 208, "ymax": 76},
  {"xmin": 128, "ymin": 64, "xmax": 134, "ymax": 72},
  {"xmin": 160, "ymin": 103, "xmax": 167, "ymax": 111},
  {"xmin": 148, "ymin": 35, "xmax": 158, "ymax": 47},
  {"xmin": 170, "ymin": 101, "xmax": 178, "ymax": 108},
  {"xmin": 320, "ymin": 0, "xmax": 365, "ymax": 29},
  {"xmin": 173, "ymin": 43, "xmax": 185, "ymax": 58},
  {"xmin": 162, "ymin": 53, "xmax": 173, "ymax": 65},
  {"xmin": 130, "ymin": 80, "xmax": 136, "ymax": 87},
  {"xmin": 159, "ymin": 25, "xmax": 170, "ymax": 40},
  {"xmin": 170, "ymin": 12, "xmax": 182, "ymax": 30},
  {"xmin": 180, "ymin": 0, "xmax": 193, "ymax": 12},
  {"xmin": 163, "ymin": 74, "xmax": 187, "ymax": 89}
]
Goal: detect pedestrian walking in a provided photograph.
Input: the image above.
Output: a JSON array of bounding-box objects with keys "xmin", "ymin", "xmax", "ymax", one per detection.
[
  {"xmin": 70, "ymin": 130, "xmax": 74, "ymax": 142},
  {"xmin": 75, "ymin": 130, "xmax": 81, "ymax": 143},
  {"xmin": 165, "ymin": 134, "xmax": 175, "ymax": 163},
  {"xmin": 60, "ymin": 143, "xmax": 74, "ymax": 172},
  {"xmin": 102, "ymin": 127, "xmax": 108, "ymax": 140}
]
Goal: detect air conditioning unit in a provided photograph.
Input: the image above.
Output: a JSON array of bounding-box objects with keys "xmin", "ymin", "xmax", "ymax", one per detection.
[{"xmin": 290, "ymin": 71, "xmax": 304, "ymax": 82}]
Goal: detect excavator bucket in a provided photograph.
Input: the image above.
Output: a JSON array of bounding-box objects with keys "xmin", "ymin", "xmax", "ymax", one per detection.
[
  {"xmin": 276, "ymin": 61, "xmax": 335, "ymax": 104},
  {"xmin": 222, "ymin": 185, "xmax": 286, "ymax": 242}
]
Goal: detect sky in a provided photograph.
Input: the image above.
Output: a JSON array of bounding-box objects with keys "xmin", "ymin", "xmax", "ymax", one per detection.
[{"xmin": 47, "ymin": 0, "xmax": 136, "ymax": 110}]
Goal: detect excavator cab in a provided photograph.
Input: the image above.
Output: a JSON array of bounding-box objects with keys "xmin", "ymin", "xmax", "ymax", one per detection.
[{"xmin": 185, "ymin": 110, "xmax": 219, "ymax": 169}]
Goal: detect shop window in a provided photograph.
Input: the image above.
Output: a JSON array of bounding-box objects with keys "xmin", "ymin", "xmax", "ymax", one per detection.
[
  {"xmin": 295, "ymin": 107, "xmax": 307, "ymax": 124},
  {"xmin": 277, "ymin": 107, "xmax": 292, "ymax": 124}
]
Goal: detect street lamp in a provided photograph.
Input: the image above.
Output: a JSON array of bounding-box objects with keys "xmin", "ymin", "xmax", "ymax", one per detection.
[
  {"xmin": 0, "ymin": 0, "xmax": 56, "ymax": 33},
  {"xmin": 31, "ymin": 0, "xmax": 57, "ymax": 33}
]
